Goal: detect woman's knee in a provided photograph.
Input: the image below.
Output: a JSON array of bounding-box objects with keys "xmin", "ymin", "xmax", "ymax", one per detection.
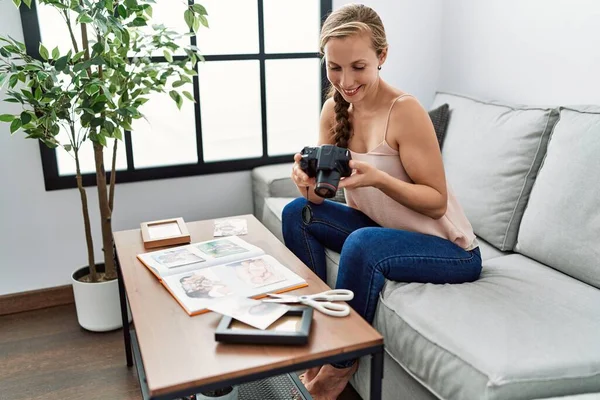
[{"xmin": 341, "ymin": 227, "xmax": 379, "ymax": 260}]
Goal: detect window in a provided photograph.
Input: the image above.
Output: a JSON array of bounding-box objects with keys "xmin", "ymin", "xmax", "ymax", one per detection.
[{"xmin": 20, "ymin": 0, "xmax": 332, "ymax": 190}]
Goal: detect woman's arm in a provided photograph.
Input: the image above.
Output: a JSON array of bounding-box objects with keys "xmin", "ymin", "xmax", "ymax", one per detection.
[
  {"xmin": 291, "ymin": 97, "xmax": 337, "ymax": 204},
  {"xmin": 380, "ymin": 97, "xmax": 448, "ymax": 219}
]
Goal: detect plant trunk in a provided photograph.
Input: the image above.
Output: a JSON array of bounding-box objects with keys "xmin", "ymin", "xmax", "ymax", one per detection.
[
  {"xmin": 74, "ymin": 142, "xmax": 96, "ymax": 282},
  {"xmin": 108, "ymin": 129, "xmax": 118, "ymax": 212},
  {"xmin": 93, "ymin": 141, "xmax": 117, "ymax": 280}
]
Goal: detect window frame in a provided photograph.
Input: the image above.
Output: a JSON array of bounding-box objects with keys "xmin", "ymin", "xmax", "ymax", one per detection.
[{"xmin": 19, "ymin": 0, "xmax": 332, "ymax": 190}]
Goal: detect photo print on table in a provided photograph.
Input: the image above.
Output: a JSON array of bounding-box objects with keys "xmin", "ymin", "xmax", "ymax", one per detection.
[
  {"xmin": 151, "ymin": 248, "xmax": 205, "ymax": 269},
  {"xmin": 197, "ymin": 239, "xmax": 249, "ymax": 258},
  {"xmin": 213, "ymin": 218, "xmax": 248, "ymax": 237},
  {"xmin": 179, "ymin": 269, "xmax": 233, "ymax": 299},
  {"xmin": 226, "ymin": 257, "xmax": 286, "ymax": 288}
]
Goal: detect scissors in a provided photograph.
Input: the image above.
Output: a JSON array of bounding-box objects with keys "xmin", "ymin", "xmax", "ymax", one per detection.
[{"xmin": 263, "ymin": 289, "xmax": 354, "ymax": 317}]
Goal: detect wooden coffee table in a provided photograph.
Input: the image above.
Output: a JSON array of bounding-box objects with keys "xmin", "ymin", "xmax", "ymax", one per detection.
[{"xmin": 114, "ymin": 214, "xmax": 384, "ymax": 400}]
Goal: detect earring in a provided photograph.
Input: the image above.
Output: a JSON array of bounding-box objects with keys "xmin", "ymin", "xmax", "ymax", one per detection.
[{"xmin": 377, "ymin": 65, "xmax": 382, "ymax": 70}]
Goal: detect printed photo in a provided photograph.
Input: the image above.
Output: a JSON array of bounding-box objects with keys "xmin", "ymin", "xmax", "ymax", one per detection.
[
  {"xmin": 213, "ymin": 218, "xmax": 248, "ymax": 237},
  {"xmin": 226, "ymin": 257, "xmax": 286, "ymax": 288},
  {"xmin": 197, "ymin": 239, "xmax": 249, "ymax": 258},
  {"xmin": 179, "ymin": 270, "xmax": 233, "ymax": 299},
  {"xmin": 151, "ymin": 248, "xmax": 204, "ymax": 269},
  {"xmin": 207, "ymin": 297, "xmax": 290, "ymax": 330}
]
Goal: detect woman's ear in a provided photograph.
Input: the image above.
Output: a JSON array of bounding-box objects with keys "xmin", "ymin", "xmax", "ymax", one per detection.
[{"xmin": 378, "ymin": 47, "xmax": 388, "ymax": 67}]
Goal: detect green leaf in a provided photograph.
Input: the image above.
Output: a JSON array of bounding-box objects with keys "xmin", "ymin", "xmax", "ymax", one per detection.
[
  {"xmin": 103, "ymin": 120, "xmax": 115, "ymax": 134},
  {"xmin": 77, "ymin": 13, "xmax": 93, "ymax": 24},
  {"xmin": 12, "ymin": 0, "xmax": 22, "ymax": 8},
  {"xmin": 117, "ymin": 4, "xmax": 127, "ymax": 18},
  {"xmin": 132, "ymin": 17, "xmax": 146, "ymax": 26},
  {"xmin": 72, "ymin": 51, "xmax": 85, "ymax": 63},
  {"xmin": 91, "ymin": 117, "xmax": 104, "ymax": 127},
  {"xmin": 55, "ymin": 55, "xmax": 69, "ymax": 71},
  {"xmin": 64, "ymin": 144, "xmax": 72, "ymax": 152},
  {"xmin": 0, "ymin": 73, "xmax": 7, "ymax": 90},
  {"xmin": 192, "ymin": 17, "xmax": 200, "ymax": 33},
  {"xmin": 182, "ymin": 91, "xmax": 194, "ymax": 102},
  {"xmin": 192, "ymin": 4, "xmax": 207, "ymax": 15},
  {"xmin": 9, "ymin": 74, "xmax": 18, "ymax": 88},
  {"xmin": 39, "ymin": 43, "xmax": 49, "ymax": 60},
  {"xmin": 144, "ymin": 5, "xmax": 153, "ymax": 17},
  {"xmin": 0, "ymin": 114, "xmax": 15, "ymax": 122},
  {"xmin": 51, "ymin": 46, "xmax": 60, "ymax": 60},
  {"xmin": 172, "ymin": 80, "xmax": 186, "ymax": 88},
  {"xmin": 20, "ymin": 111, "xmax": 32, "ymax": 125},
  {"xmin": 23, "ymin": 0, "xmax": 32, "ymax": 7},
  {"xmin": 34, "ymin": 85, "xmax": 42, "ymax": 100},
  {"xmin": 85, "ymin": 84, "xmax": 99, "ymax": 96},
  {"xmin": 10, "ymin": 118, "xmax": 22, "ymax": 134},
  {"xmin": 169, "ymin": 90, "xmax": 182, "ymax": 110},
  {"xmin": 163, "ymin": 50, "xmax": 173, "ymax": 63},
  {"xmin": 125, "ymin": 0, "xmax": 138, "ymax": 8},
  {"xmin": 199, "ymin": 15, "xmax": 209, "ymax": 28},
  {"xmin": 113, "ymin": 129, "xmax": 123, "ymax": 140},
  {"xmin": 184, "ymin": 9, "xmax": 194, "ymax": 30}
]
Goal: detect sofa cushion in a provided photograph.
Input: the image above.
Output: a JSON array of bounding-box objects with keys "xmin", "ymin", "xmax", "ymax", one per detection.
[
  {"xmin": 251, "ymin": 163, "xmax": 297, "ymax": 221},
  {"xmin": 429, "ymin": 103, "xmax": 451, "ymax": 149},
  {"xmin": 516, "ymin": 106, "xmax": 600, "ymax": 288},
  {"xmin": 431, "ymin": 92, "xmax": 559, "ymax": 251},
  {"xmin": 377, "ymin": 254, "xmax": 600, "ymax": 400},
  {"xmin": 261, "ymin": 197, "xmax": 296, "ymax": 243}
]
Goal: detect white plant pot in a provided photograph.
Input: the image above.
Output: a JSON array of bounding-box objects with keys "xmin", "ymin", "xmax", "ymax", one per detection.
[
  {"xmin": 72, "ymin": 265, "xmax": 132, "ymax": 332},
  {"xmin": 196, "ymin": 386, "xmax": 239, "ymax": 400}
]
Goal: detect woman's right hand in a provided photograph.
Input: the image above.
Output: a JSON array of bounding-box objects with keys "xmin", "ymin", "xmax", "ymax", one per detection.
[{"xmin": 292, "ymin": 153, "xmax": 316, "ymax": 188}]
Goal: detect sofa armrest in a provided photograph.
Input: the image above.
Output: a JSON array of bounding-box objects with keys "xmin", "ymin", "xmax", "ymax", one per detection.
[{"xmin": 252, "ymin": 163, "xmax": 298, "ymax": 219}]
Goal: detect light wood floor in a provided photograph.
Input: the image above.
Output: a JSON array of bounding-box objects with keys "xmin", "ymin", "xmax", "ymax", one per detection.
[{"xmin": 0, "ymin": 304, "xmax": 362, "ymax": 400}]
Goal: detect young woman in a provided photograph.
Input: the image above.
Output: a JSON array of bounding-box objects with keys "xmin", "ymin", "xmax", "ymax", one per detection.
[{"xmin": 282, "ymin": 4, "xmax": 482, "ymax": 399}]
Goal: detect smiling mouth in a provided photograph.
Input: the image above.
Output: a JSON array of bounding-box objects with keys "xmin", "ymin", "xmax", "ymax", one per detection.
[{"xmin": 341, "ymin": 86, "xmax": 361, "ymax": 96}]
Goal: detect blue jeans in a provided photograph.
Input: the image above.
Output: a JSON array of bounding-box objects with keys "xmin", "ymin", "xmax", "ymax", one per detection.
[{"xmin": 282, "ymin": 197, "xmax": 482, "ymax": 325}]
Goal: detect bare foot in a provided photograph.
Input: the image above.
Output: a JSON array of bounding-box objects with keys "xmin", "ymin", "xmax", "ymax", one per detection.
[
  {"xmin": 300, "ymin": 366, "xmax": 322, "ymax": 386},
  {"xmin": 305, "ymin": 362, "xmax": 358, "ymax": 400}
]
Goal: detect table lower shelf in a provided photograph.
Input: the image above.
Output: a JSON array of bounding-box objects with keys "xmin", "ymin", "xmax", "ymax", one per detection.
[{"xmin": 177, "ymin": 373, "xmax": 312, "ymax": 400}]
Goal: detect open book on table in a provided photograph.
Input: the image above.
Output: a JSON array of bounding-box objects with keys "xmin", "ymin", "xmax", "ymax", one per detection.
[{"xmin": 136, "ymin": 235, "xmax": 307, "ymax": 316}]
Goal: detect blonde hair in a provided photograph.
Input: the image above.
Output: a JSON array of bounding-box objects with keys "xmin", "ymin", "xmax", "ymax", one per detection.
[{"xmin": 320, "ymin": 4, "xmax": 388, "ymax": 148}]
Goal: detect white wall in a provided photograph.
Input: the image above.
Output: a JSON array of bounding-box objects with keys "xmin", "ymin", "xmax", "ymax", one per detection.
[
  {"xmin": 0, "ymin": 2, "xmax": 253, "ymax": 296},
  {"xmin": 439, "ymin": 0, "xmax": 600, "ymax": 105},
  {"xmin": 334, "ymin": 0, "xmax": 444, "ymax": 108}
]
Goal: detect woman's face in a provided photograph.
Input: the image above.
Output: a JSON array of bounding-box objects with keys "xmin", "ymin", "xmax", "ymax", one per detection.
[{"xmin": 324, "ymin": 33, "xmax": 384, "ymax": 104}]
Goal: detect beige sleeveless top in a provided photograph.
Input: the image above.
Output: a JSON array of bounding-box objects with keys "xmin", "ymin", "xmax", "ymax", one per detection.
[{"xmin": 344, "ymin": 94, "xmax": 478, "ymax": 251}]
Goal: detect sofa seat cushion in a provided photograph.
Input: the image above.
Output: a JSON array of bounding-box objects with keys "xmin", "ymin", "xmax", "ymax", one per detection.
[
  {"xmin": 261, "ymin": 197, "xmax": 297, "ymax": 243},
  {"xmin": 431, "ymin": 92, "xmax": 559, "ymax": 251},
  {"xmin": 377, "ymin": 254, "xmax": 600, "ymax": 400}
]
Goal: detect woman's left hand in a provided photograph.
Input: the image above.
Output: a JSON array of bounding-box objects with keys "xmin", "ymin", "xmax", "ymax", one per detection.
[{"xmin": 339, "ymin": 160, "xmax": 385, "ymax": 189}]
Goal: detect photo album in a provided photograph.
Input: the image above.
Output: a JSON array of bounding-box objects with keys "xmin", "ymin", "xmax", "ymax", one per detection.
[{"xmin": 136, "ymin": 235, "xmax": 307, "ymax": 316}]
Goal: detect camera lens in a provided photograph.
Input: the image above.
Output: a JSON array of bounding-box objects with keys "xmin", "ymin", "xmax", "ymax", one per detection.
[{"xmin": 315, "ymin": 182, "xmax": 336, "ymax": 198}]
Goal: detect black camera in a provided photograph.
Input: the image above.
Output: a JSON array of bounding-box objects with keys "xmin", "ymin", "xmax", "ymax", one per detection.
[{"xmin": 299, "ymin": 145, "xmax": 352, "ymax": 198}]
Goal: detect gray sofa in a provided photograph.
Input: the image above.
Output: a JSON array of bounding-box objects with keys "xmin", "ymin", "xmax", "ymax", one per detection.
[{"xmin": 251, "ymin": 92, "xmax": 600, "ymax": 400}]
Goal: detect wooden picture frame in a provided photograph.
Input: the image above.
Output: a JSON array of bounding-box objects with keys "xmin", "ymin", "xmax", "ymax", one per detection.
[
  {"xmin": 140, "ymin": 217, "xmax": 191, "ymax": 249},
  {"xmin": 215, "ymin": 306, "xmax": 313, "ymax": 345}
]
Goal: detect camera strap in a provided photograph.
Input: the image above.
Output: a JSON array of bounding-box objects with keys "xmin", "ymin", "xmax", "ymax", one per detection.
[{"xmin": 302, "ymin": 186, "xmax": 313, "ymax": 225}]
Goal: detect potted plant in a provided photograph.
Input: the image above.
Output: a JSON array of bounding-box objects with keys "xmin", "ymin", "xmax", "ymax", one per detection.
[{"xmin": 0, "ymin": 0, "xmax": 208, "ymax": 331}]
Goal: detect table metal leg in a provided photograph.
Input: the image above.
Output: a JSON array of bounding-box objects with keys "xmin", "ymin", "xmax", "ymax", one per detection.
[
  {"xmin": 115, "ymin": 244, "xmax": 133, "ymax": 367},
  {"xmin": 370, "ymin": 348, "xmax": 384, "ymax": 400}
]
